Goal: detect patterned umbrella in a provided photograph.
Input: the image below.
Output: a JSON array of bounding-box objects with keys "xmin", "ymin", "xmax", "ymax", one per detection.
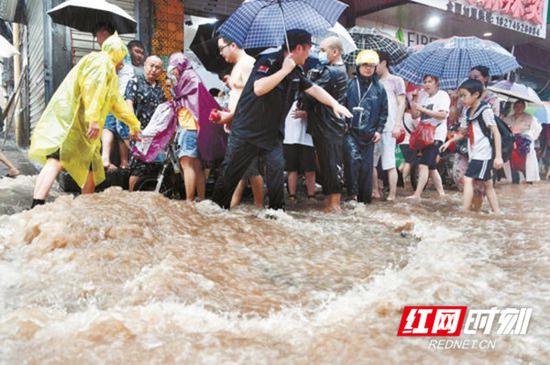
[
  {"xmin": 217, "ymin": 0, "xmax": 348, "ymax": 50},
  {"xmin": 488, "ymin": 80, "xmax": 543, "ymax": 105},
  {"xmin": 344, "ymin": 27, "xmax": 410, "ymax": 66},
  {"xmin": 392, "ymin": 36, "xmax": 520, "ymax": 90}
]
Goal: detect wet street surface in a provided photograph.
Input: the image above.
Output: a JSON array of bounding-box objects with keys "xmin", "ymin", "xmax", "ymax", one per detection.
[{"xmin": 0, "ymin": 175, "xmax": 549, "ymax": 364}]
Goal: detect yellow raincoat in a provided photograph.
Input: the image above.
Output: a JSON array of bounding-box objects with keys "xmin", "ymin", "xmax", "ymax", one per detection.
[{"xmin": 29, "ymin": 34, "xmax": 140, "ymax": 188}]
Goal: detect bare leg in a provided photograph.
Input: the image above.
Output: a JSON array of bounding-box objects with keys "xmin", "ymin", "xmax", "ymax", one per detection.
[
  {"xmin": 249, "ymin": 175, "xmax": 264, "ymax": 208},
  {"xmin": 81, "ymin": 171, "xmax": 95, "ymax": 194},
  {"xmin": 119, "ymin": 140, "xmax": 129, "ymax": 168},
  {"xmin": 33, "ymin": 158, "xmax": 63, "ymax": 200},
  {"xmin": 471, "ymin": 193, "xmax": 483, "ymax": 211},
  {"xmin": 372, "ymin": 168, "xmax": 381, "ymax": 199},
  {"xmin": 180, "ymin": 156, "xmax": 197, "ymax": 201},
  {"xmin": 401, "ymin": 163, "xmax": 412, "ymax": 190},
  {"xmin": 408, "ymin": 164, "xmax": 429, "ymax": 199},
  {"xmin": 287, "ymin": 171, "xmax": 298, "ymax": 197},
  {"xmin": 305, "ymin": 171, "xmax": 316, "ymax": 197},
  {"xmin": 0, "ymin": 151, "xmax": 20, "ymax": 176},
  {"xmin": 230, "ymin": 180, "xmax": 247, "ymax": 208},
  {"xmin": 326, "ymin": 193, "xmax": 342, "ymax": 212},
  {"xmin": 129, "ymin": 175, "xmax": 139, "ymax": 192},
  {"xmin": 429, "ymin": 169, "xmax": 445, "ymax": 197},
  {"xmin": 484, "ymin": 180, "xmax": 500, "ymax": 213},
  {"xmin": 387, "ymin": 168, "xmax": 398, "ymax": 201},
  {"xmin": 462, "ymin": 177, "xmax": 474, "ymax": 212},
  {"xmin": 101, "ymin": 130, "xmax": 116, "ymax": 170},
  {"xmin": 193, "ymin": 158, "xmax": 205, "ymax": 201}
]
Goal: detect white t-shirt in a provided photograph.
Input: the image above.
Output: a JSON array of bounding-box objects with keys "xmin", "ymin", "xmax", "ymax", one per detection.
[
  {"xmin": 418, "ymin": 90, "xmax": 450, "ymax": 142},
  {"xmin": 283, "ymin": 101, "xmax": 313, "ymax": 146},
  {"xmin": 379, "ymin": 74, "xmax": 406, "ymax": 132},
  {"xmin": 118, "ymin": 63, "xmax": 135, "ymax": 95},
  {"xmin": 459, "ymin": 106, "xmax": 496, "ymax": 160},
  {"xmin": 400, "ymin": 112, "xmax": 418, "ymax": 145}
]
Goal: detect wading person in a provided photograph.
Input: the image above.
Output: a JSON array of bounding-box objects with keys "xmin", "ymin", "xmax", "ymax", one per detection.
[
  {"xmin": 302, "ymin": 36, "xmax": 348, "ymax": 211},
  {"xmin": 450, "ymin": 65, "xmax": 500, "ymax": 210},
  {"xmin": 29, "ymin": 34, "xmax": 140, "ymax": 208},
  {"xmin": 126, "ymin": 56, "xmax": 166, "ymax": 191},
  {"xmin": 101, "ymin": 41, "xmax": 140, "ymax": 171},
  {"xmin": 211, "ymin": 29, "xmax": 352, "ymax": 210},
  {"xmin": 216, "ymin": 36, "xmax": 264, "ymax": 208},
  {"xmin": 406, "ymin": 75, "xmax": 449, "ymax": 200},
  {"xmin": 167, "ymin": 53, "xmax": 209, "ymax": 201},
  {"xmin": 374, "ymin": 52, "xmax": 406, "ymax": 201},
  {"xmin": 343, "ymin": 50, "xmax": 388, "ymax": 204},
  {"xmin": 440, "ymin": 79, "xmax": 503, "ymax": 212}
]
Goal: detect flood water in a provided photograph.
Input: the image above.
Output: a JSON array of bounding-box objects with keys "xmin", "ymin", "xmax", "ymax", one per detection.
[{"xmin": 0, "ymin": 177, "xmax": 548, "ymax": 364}]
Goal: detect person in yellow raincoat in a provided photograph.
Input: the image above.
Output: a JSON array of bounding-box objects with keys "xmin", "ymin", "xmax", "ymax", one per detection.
[{"xmin": 29, "ymin": 33, "xmax": 140, "ymax": 208}]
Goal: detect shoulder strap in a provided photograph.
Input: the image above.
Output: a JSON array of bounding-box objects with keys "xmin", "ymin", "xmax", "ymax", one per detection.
[{"xmin": 475, "ymin": 104, "xmax": 492, "ymax": 140}]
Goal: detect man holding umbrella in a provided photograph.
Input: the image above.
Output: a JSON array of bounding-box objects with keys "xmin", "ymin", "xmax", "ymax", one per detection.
[{"xmin": 211, "ymin": 29, "xmax": 352, "ymax": 210}]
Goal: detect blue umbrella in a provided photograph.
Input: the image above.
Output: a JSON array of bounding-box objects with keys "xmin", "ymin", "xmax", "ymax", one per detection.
[
  {"xmin": 392, "ymin": 36, "xmax": 520, "ymax": 90},
  {"xmin": 217, "ymin": 0, "xmax": 348, "ymax": 50}
]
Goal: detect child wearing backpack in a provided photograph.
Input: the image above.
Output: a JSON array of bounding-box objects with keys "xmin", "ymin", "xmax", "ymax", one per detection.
[{"xmin": 441, "ymin": 79, "xmax": 504, "ymax": 213}]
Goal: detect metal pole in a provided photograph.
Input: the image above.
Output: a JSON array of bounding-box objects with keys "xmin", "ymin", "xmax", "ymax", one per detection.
[
  {"xmin": 507, "ymin": 45, "xmax": 515, "ymax": 82},
  {"xmin": 278, "ymin": 0, "xmax": 290, "ymax": 53},
  {"xmin": 12, "ymin": 23, "xmax": 24, "ymax": 147}
]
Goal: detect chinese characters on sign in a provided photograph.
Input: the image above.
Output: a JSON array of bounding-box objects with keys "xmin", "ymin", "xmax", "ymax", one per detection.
[
  {"xmin": 397, "ymin": 306, "xmax": 533, "ymax": 336},
  {"xmin": 447, "ymin": 1, "xmax": 547, "ymax": 37},
  {"xmin": 412, "ymin": 0, "xmax": 548, "ymax": 38}
]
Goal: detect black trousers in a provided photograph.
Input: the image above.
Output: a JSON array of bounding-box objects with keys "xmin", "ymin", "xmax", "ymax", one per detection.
[
  {"xmin": 343, "ymin": 134, "xmax": 375, "ymax": 203},
  {"xmin": 212, "ymin": 136, "xmax": 285, "ymax": 210},
  {"xmin": 313, "ymin": 135, "xmax": 344, "ymax": 195}
]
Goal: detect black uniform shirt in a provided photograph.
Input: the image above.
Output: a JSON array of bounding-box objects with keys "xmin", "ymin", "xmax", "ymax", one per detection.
[{"xmin": 231, "ymin": 51, "xmax": 314, "ymax": 150}]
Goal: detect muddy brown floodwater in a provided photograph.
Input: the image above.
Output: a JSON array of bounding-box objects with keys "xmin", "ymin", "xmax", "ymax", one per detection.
[{"xmin": 0, "ymin": 179, "xmax": 549, "ymax": 364}]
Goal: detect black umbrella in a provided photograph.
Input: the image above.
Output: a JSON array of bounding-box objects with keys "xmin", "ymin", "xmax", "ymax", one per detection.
[
  {"xmin": 47, "ymin": 0, "xmax": 137, "ymax": 34},
  {"xmin": 189, "ymin": 21, "xmax": 231, "ymax": 75},
  {"xmin": 189, "ymin": 20, "xmax": 268, "ymax": 76}
]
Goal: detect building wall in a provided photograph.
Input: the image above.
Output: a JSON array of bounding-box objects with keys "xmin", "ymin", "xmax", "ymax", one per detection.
[
  {"xmin": 71, "ymin": 0, "xmax": 138, "ymax": 65},
  {"xmin": 26, "ymin": 0, "xmax": 45, "ymax": 133},
  {"xmin": 151, "ymin": 0, "xmax": 184, "ymax": 57}
]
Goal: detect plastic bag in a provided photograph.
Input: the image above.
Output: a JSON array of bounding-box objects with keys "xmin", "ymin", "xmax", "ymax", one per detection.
[{"xmin": 409, "ymin": 122, "xmax": 435, "ymax": 150}]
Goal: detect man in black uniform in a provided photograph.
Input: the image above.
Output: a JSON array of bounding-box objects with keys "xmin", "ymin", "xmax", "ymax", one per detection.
[
  {"xmin": 212, "ymin": 29, "xmax": 352, "ymax": 210},
  {"xmin": 300, "ymin": 36, "xmax": 348, "ymax": 212}
]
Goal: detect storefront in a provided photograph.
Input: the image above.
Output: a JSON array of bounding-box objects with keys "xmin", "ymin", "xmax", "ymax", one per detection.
[
  {"xmin": 3, "ymin": 0, "xmax": 187, "ymax": 147},
  {"xmin": 354, "ymin": 0, "xmax": 550, "ymax": 98}
]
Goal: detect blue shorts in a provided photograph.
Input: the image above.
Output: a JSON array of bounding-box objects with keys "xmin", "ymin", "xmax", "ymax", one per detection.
[
  {"xmin": 465, "ymin": 159, "xmax": 493, "ymax": 181},
  {"xmin": 400, "ymin": 144, "xmax": 417, "ymax": 164},
  {"xmin": 419, "ymin": 141, "xmax": 443, "ymax": 170},
  {"xmin": 104, "ymin": 114, "xmax": 130, "ymax": 140},
  {"xmin": 177, "ymin": 129, "xmax": 199, "ymax": 159},
  {"xmin": 104, "ymin": 113, "xmax": 117, "ymax": 131}
]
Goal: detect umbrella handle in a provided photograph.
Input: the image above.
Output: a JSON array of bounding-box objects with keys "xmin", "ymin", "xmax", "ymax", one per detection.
[{"xmin": 278, "ymin": 0, "xmax": 291, "ymax": 53}]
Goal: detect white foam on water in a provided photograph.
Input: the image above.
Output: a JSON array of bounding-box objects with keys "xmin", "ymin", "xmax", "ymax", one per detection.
[{"xmin": 0, "ymin": 184, "xmax": 548, "ymax": 363}]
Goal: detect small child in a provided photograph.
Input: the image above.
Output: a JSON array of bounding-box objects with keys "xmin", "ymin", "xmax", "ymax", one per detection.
[{"xmin": 441, "ymin": 79, "xmax": 503, "ymax": 213}]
